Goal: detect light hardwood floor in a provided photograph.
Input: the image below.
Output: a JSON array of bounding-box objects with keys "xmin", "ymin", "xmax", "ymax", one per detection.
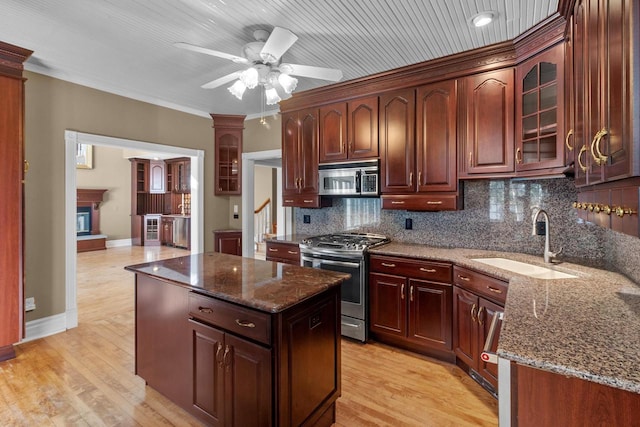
[{"xmin": 0, "ymin": 246, "xmax": 498, "ymax": 426}]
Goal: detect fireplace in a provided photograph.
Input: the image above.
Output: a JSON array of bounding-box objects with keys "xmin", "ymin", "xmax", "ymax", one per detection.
[
  {"xmin": 76, "ymin": 189, "xmax": 107, "ymax": 252},
  {"xmin": 77, "ymin": 206, "xmax": 92, "ymax": 236}
]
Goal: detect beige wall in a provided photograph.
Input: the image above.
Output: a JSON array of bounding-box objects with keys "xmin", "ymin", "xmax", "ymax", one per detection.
[
  {"xmin": 24, "ymin": 71, "xmax": 232, "ymax": 321},
  {"xmin": 76, "ymin": 146, "xmax": 131, "ymax": 240}
]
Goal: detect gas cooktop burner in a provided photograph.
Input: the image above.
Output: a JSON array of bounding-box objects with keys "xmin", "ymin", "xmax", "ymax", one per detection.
[{"xmin": 301, "ymin": 232, "xmax": 389, "ymax": 252}]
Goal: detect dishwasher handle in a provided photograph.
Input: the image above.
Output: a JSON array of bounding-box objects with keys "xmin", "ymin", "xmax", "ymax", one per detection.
[{"xmin": 481, "ymin": 311, "xmax": 504, "ymax": 365}]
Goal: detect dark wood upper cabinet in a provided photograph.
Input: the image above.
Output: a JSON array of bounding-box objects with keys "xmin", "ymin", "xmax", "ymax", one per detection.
[
  {"xmin": 319, "ymin": 103, "xmax": 347, "ymax": 162},
  {"xmin": 515, "ymin": 42, "xmax": 566, "ymax": 173},
  {"xmin": 459, "ymin": 68, "xmax": 515, "ymax": 177},
  {"xmin": 282, "ymin": 108, "xmax": 326, "ymax": 208},
  {"xmin": 379, "ymin": 88, "xmax": 416, "ymax": 193},
  {"xmin": 571, "ymin": 0, "xmax": 639, "ymax": 187},
  {"xmin": 319, "ymin": 97, "xmax": 379, "ymax": 163},
  {"xmin": 416, "ymin": 80, "xmax": 458, "ymax": 193},
  {"xmin": 212, "ymin": 114, "xmax": 245, "ymax": 196}
]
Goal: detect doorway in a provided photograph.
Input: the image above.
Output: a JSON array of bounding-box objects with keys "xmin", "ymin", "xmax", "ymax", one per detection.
[
  {"xmin": 241, "ymin": 149, "xmax": 290, "ymax": 258},
  {"xmin": 64, "ymin": 130, "xmax": 204, "ymax": 329}
]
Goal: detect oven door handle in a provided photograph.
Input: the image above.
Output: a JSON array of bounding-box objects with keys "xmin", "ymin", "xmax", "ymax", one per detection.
[
  {"xmin": 313, "ymin": 258, "xmax": 360, "ymax": 268},
  {"xmin": 480, "ymin": 311, "xmax": 504, "ymax": 365}
]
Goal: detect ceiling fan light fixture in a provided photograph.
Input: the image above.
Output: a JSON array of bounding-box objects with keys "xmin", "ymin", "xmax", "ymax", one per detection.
[
  {"xmin": 240, "ymin": 67, "xmax": 259, "ymax": 89},
  {"xmin": 227, "ymin": 80, "xmax": 247, "ymax": 100},
  {"xmin": 265, "ymin": 86, "xmax": 281, "ymax": 105},
  {"xmin": 471, "ymin": 11, "xmax": 496, "ymax": 27},
  {"xmin": 278, "ymin": 73, "xmax": 298, "ymax": 94}
]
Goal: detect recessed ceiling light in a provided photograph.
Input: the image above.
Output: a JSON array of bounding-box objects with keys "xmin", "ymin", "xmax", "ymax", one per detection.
[{"xmin": 471, "ymin": 11, "xmax": 496, "ymax": 27}]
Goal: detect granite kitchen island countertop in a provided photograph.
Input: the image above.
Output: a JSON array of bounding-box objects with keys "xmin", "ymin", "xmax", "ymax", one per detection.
[
  {"xmin": 369, "ymin": 242, "xmax": 640, "ymax": 394},
  {"xmin": 124, "ymin": 251, "xmax": 349, "ymax": 313}
]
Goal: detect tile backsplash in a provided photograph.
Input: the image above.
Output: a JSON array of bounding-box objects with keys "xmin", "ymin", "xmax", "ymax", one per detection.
[{"xmin": 294, "ymin": 178, "xmax": 640, "ymax": 283}]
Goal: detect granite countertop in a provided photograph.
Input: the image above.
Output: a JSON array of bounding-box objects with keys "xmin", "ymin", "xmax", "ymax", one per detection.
[
  {"xmin": 264, "ymin": 233, "xmax": 312, "ymax": 245},
  {"xmin": 369, "ymin": 242, "xmax": 640, "ymax": 394},
  {"xmin": 125, "ymin": 252, "xmax": 349, "ymax": 313}
]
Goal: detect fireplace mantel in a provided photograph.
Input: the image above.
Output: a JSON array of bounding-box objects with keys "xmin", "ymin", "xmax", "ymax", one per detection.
[{"xmin": 77, "ymin": 189, "xmax": 107, "ymax": 252}]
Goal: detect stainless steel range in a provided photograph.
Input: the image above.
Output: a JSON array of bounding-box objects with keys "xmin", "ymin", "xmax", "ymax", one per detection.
[{"xmin": 300, "ymin": 232, "xmax": 389, "ymax": 342}]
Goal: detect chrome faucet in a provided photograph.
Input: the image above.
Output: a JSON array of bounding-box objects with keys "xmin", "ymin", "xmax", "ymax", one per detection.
[{"xmin": 531, "ymin": 207, "xmax": 562, "ymax": 263}]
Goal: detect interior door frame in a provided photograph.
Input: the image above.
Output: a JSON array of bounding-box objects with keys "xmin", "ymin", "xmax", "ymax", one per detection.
[
  {"xmin": 64, "ymin": 130, "xmax": 204, "ymax": 329},
  {"xmin": 241, "ymin": 149, "xmax": 290, "ymax": 258}
]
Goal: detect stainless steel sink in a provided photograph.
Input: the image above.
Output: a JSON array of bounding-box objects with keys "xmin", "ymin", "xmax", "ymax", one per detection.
[{"xmin": 470, "ymin": 257, "xmax": 579, "ymax": 279}]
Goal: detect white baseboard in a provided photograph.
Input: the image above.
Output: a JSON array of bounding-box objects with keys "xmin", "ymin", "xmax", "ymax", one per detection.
[
  {"xmin": 106, "ymin": 238, "xmax": 132, "ymax": 248},
  {"xmin": 23, "ymin": 313, "xmax": 68, "ymax": 342}
]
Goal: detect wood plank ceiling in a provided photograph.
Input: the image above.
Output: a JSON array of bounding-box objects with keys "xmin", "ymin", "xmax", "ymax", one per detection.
[{"xmin": 0, "ymin": 0, "xmax": 559, "ymax": 117}]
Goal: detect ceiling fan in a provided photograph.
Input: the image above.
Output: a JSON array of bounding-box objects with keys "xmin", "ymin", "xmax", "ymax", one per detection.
[{"xmin": 175, "ymin": 27, "xmax": 343, "ymax": 104}]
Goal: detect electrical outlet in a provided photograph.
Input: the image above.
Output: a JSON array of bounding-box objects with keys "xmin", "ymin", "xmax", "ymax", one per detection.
[
  {"xmin": 303, "ymin": 215, "xmax": 311, "ymax": 224},
  {"xmin": 25, "ymin": 297, "xmax": 36, "ymax": 312},
  {"xmin": 405, "ymin": 218, "xmax": 413, "ymax": 230}
]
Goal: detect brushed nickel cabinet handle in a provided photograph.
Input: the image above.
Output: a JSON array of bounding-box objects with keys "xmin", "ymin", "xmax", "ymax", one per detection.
[
  {"xmin": 426, "ymin": 201, "xmax": 443, "ymax": 205},
  {"xmin": 391, "ymin": 201, "xmax": 405, "ymax": 205},
  {"xmin": 381, "ymin": 263, "xmax": 396, "ymax": 268},
  {"xmin": 409, "ymin": 172, "xmax": 413, "ymax": 186},
  {"xmin": 284, "ymin": 199, "xmax": 294, "ymax": 203},
  {"xmin": 419, "ymin": 268, "xmax": 436, "ymax": 273},
  {"xmin": 487, "ymin": 286, "xmax": 503, "ymax": 294},
  {"xmin": 457, "ymin": 274, "xmax": 471, "ymax": 282},
  {"xmin": 303, "ymin": 199, "xmax": 313, "ymax": 203},
  {"xmin": 287, "ymin": 250, "xmax": 298, "ymax": 255},
  {"xmin": 410, "ymin": 285, "xmax": 414, "ymax": 302},
  {"xmin": 469, "ymin": 151, "xmax": 473, "ymax": 169},
  {"xmin": 268, "ymin": 248, "xmax": 278, "ymax": 252},
  {"xmin": 235, "ymin": 319, "xmax": 256, "ymax": 328}
]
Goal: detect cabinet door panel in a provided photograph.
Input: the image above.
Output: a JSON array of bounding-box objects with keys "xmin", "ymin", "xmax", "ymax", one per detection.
[
  {"xmin": 348, "ymin": 96, "xmax": 379, "ymax": 160},
  {"xmin": 319, "ymin": 103, "xmax": 347, "ymax": 162},
  {"xmin": 380, "ymin": 89, "xmax": 416, "ymax": 193},
  {"xmin": 300, "ymin": 109, "xmax": 319, "ymax": 194},
  {"xmin": 226, "ymin": 334, "xmax": 272, "ymax": 427},
  {"xmin": 416, "ymin": 80, "xmax": 457, "ymax": 192},
  {"xmin": 464, "ymin": 69, "xmax": 515, "ymax": 175},
  {"xmin": 190, "ymin": 320, "xmax": 225, "ymax": 426},
  {"xmin": 408, "ymin": 279, "xmax": 452, "ymax": 351},
  {"xmin": 282, "ymin": 113, "xmax": 300, "ymax": 195},
  {"xmin": 369, "ymin": 273, "xmax": 406, "ymax": 337},
  {"xmin": 573, "ymin": 0, "xmax": 588, "ymax": 186},
  {"xmin": 453, "ymin": 286, "xmax": 477, "ymax": 369}
]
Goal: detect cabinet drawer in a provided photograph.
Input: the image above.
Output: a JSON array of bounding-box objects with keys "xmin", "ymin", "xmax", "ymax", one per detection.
[
  {"xmin": 265, "ymin": 241, "xmax": 300, "ymax": 264},
  {"xmin": 189, "ymin": 292, "xmax": 271, "ymax": 345},
  {"xmin": 381, "ymin": 194, "xmax": 460, "ymax": 211},
  {"xmin": 370, "ymin": 255, "xmax": 452, "ymax": 283},
  {"xmin": 453, "ymin": 266, "xmax": 508, "ymax": 304}
]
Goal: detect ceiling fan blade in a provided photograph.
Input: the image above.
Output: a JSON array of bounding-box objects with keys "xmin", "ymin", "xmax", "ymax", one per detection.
[
  {"xmin": 280, "ymin": 63, "xmax": 343, "ymax": 82},
  {"xmin": 260, "ymin": 27, "xmax": 298, "ymax": 63},
  {"xmin": 174, "ymin": 42, "xmax": 249, "ymax": 64},
  {"xmin": 201, "ymin": 71, "xmax": 242, "ymax": 89}
]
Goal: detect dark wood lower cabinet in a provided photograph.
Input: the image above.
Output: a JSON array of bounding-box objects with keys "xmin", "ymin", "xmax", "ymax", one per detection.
[
  {"xmin": 134, "ymin": 273, "xmax": 340, "ymax": 427},
  {"xmin": 190, "ymin": 320, "xmax": 271, "ymax": 427},
  {"xmin": 213, "ymin": 230, "xmax": 242, "ymax": 256},
  {"xmin": 369, "ymin": 255, "xmax": 453, "ymax": 360},
  {"xmin": 453, "ymin": 286, "xmax": 504, "ymax": 392}
]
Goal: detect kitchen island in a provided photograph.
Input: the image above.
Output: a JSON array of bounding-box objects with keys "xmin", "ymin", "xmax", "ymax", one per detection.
[{"xmin": 125, "ymin": 252, "xmax": 349, "ymax": 427}]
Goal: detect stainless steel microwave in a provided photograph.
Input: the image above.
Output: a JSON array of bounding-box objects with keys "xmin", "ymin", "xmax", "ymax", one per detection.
[{"xmin": 318, "ymin": 160, "xmax": 379, "ymax": 196}]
